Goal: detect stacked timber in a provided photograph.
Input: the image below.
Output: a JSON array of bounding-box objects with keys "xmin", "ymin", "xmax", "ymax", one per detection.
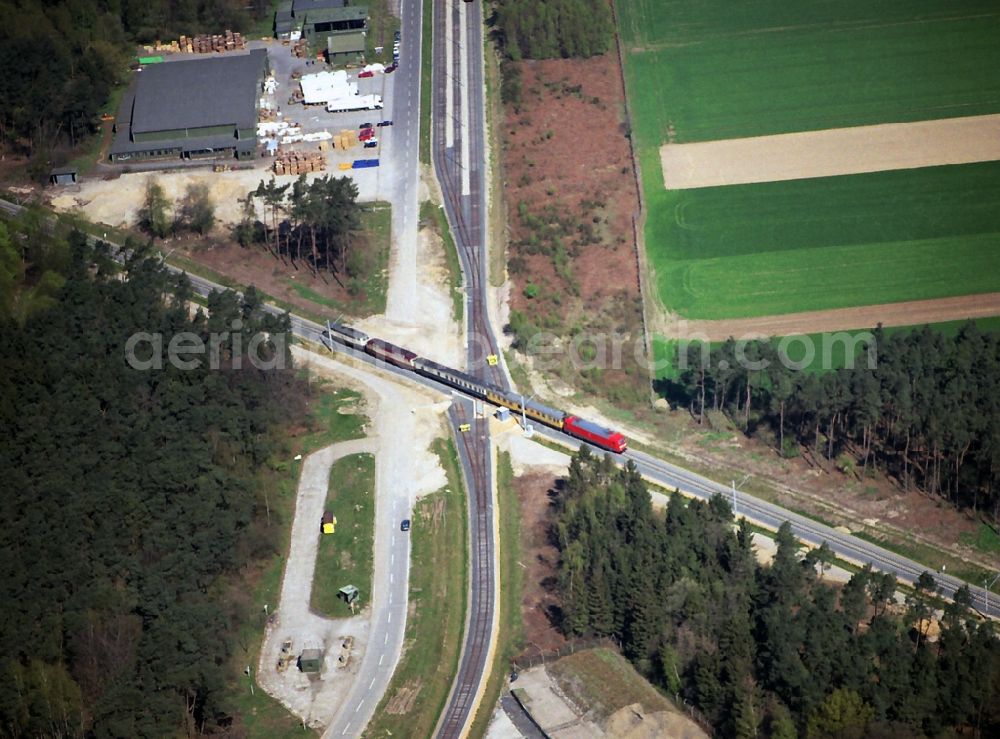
[
  {"xmin": 177, "ymin": 31, "xmax": 246, "ymax": 54},
  {"xmin": 273, "ymin": 152, "xmax": 326, "ymax": 175}
]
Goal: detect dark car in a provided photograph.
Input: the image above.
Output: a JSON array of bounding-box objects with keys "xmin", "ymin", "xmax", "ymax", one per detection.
[
  {"xmin": 385, "ymin": 62, "xmax": 398, "ymax": 73},
  {"xmin": 394, "ymin": 30, "xmax": 401, "ymax": 41},
  {"xmin": 377, "ymin": 120, "xmax": 393, "ymax": 127},
  {"xmin": 400, "ymin": 519, "xmax": 411, "ymax": 532},
  {"xmin": 360, "ymin": 122, "xmax": 373, "ymax": 129},
  {"xmin": 364, "ymin": 140, "xmax": 378, "ymax": 148}
]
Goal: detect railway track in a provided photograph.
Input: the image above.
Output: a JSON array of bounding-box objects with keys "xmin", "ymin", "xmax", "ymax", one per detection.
[
  {"xmin": 438, "ymin": 401, "xmax": 497, "ymax": 738},
  {"xmin": 431, "ymin": 0, "xmax": 506, "ymax": 735}
]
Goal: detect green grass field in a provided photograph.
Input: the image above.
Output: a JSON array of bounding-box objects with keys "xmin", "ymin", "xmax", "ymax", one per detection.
[
  {"xmin": 617, "ymin": 0, "xmax": 1000, "ymax": 321},
  {"xmin": 619, "ymin": 0, "xmax": 1000, "ymax": 144},
  {"xmin": 649, "ymin": 163, "xmax": 1000, "ymax": 319},
  {"xmin": 313, "ymin": 453, "xmax": 376, "ymax": 616}
]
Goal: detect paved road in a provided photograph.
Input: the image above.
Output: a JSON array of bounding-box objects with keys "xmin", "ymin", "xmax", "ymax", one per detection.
[{"xmin": 382, "ymin": 0, "xmax": 424, "ymax": 324}]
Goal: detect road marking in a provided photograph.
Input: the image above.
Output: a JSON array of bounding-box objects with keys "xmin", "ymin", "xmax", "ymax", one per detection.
[
  {"xmin": 388, "ymin": 611, "xmax": 392, "ymax": 623},
  {"xmin": 355, "ymin": 700, "xmax": 364, "ymax": 713},
  {"xmin": 379, "ymin": 653, "xmax": 385, "ymax": 666},
  {"xmin": 391, "ymin": 553, "xmax": 395, "ymax": 566},
  {"xmin": 342, "ymin": 723, "xmax": 351, "ymax": 735},
  {"xmin": 370, "ymin": 677, "xmax": 376, "ymax": 689},
  {"xmin": 384, "ymin": 632, "xmax": 389, "ymax": 644},
  {"xmin": 390, "ymin": 572, "xmax": 394, "ymax": 583}
]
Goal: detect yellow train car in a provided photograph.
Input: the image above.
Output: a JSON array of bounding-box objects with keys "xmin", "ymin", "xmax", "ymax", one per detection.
[{"xmin": 483, "ymin": 387, "xmax": 565, "ymax": 429}]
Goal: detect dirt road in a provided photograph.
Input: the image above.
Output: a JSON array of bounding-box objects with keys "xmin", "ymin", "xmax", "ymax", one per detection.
[{"xmin": 664, "ymin": 292, "xmax": 1000, "ymax": 341}]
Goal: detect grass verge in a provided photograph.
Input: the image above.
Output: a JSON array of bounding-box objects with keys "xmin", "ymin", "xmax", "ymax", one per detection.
[
  {"xmin": 363, "ymin": 438, "xmax": 468, "ymax": 738},
  {"xmin": 224, "ymin": 383, "xmax": 368, "ymax": 737},
  {"xmin": 313, "ymin": 453, "xmax": 377, "ymax": 616},
  {"xmin": 481, "ymin": 28, "xmax": 507, "ymax": 288},
  {"xmin": 364, "ymin": 0, "xmax": 402, "ymax": 67},
  {"xmin": 467, "ymin": 451, "xmax": 524, "ymax": 738},
  {"xmin": 419, "ymin": 0, "xmax": 433, "ymax": 164},
  {"xmin": 851, "ymin": 530, "xmax": 991, "ymax": 586},
  {"xmin": 421, "ymin": 200, "xmax": 464, "ymax": 321}
]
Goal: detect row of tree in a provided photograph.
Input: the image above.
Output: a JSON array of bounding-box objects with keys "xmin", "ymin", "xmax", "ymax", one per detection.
[
  {"xmin": 492, "ymin": 0, "xmax": 613, "ymax": 60},
  {"xmin": 237, "ymin": 174, "xmax": 365, "ymax": 279},
  {"xmin": 0, "ymin": 215, "xmax": 304, "ymax": 736},
  {"xmin": 554, "ymin": 448, "xmax": 1000, "ymax": 737},
  {"xmin": 659, "ymin": 324, "xmax": 1000, "ymax": 522}
]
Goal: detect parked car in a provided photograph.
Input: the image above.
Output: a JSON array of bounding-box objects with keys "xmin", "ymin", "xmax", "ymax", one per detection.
[
  {"xmin": 394, "ymin": 30, "xmax": 401, "ymax": 41},
  {"xmin": 385, "ymin": 62, "xmax": 398, "ymax": 73},
  {"xmin": 364, "ymin": 140, "xmax": 378, "ymax": 148},
  {"xmin": 359, "ymin": 122, "xmax": 374, "ymax": 129},
  {"xmin": 359, "ymin": 129, "xmax": 375, "ymax": 141},
  {"xmin": 359, "ymin": 70, "xmax": 374, "ymax": 78},
  {"xmin": 377, "ymin": 120, "xmax": 393, "ymax": 127},
  {"xmin": 400, "ymin": 519, "xmax": 411, "ymax": 532}
]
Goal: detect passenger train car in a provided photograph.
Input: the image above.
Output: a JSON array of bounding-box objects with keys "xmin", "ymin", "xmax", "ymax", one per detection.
[{"xmin": 323, "ymin": 321, "xmax": 628, "ymax": 453}]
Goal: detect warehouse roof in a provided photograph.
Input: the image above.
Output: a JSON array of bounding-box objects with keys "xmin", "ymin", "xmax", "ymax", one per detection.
[
  {"xmin": 131, "ymin": 49, "xmax": 267, "ymax": 134},
  {"xmin": 293, "ymin": 0, "xmax": 345, "ymax": 15},
  {"xmin": 308, "ymin": 6, "xmax": 367, "ymax": 23},
  {"xmin": 326, "ymin": 31, "xmax": 366, "ymax": 54}
]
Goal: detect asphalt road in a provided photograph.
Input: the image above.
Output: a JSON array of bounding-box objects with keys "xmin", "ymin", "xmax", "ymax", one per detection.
[{"xmin": 319, "ymin": 0, "xmax": 427, "ymax": 735}]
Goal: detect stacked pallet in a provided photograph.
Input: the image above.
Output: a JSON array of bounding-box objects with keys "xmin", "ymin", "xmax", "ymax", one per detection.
[
  {"xmin": 334, "ymin": 129, "xmax": 358, "ymax": 150},
  {"xmin": 273, "ymin": 152, "xmax": 326, "ymax": 175},
  {"xmin": 178, "ymin": 30, "xmax": 246, "ymax": 54}
]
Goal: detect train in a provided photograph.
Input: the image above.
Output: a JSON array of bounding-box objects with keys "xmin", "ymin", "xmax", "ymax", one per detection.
[{"xmin": 323, "ymin": 320, "xmax": 628, "ymax": 454}]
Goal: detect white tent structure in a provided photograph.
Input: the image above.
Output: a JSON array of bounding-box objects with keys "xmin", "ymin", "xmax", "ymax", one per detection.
[{"xmin": 299, "ymin": 70, "xmax": 357, "ymax": 105}]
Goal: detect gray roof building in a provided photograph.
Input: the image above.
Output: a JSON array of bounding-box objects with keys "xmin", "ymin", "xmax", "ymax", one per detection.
[{"xmin": 111, "ymin": 49, "xmax": 268, "ymax": 163}]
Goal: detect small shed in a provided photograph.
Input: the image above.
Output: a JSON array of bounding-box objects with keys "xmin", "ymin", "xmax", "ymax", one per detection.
[
  {"xmin": 338, "ymin": 585, "xmax": 359, "ymax": 604},
  {"xmin": 49, "ymin": 167, "xmax": 78, "ymax": 185},
  {"xmin": 298, "ymin": 648, "xmax": 324, "ymax": 673},
  {"xmin": 326, "ymin": 31, "xmax": 366, "ymax": 65},
  {"xmin": 321, "ymin": 510, "xmax": 337, "ymax": 534},
  {"xmin": 495, "ymin": 407, "xmax": 511, "ymax": 422}
]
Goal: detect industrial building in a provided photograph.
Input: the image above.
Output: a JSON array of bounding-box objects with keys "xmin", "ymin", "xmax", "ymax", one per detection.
[
  {"xmin": 275, "ymin": 0, "xmax": 368, "ymax": 43},
  {"xmin": 110, "ymin": 49, "xmax": 268, "ymax": 163}
]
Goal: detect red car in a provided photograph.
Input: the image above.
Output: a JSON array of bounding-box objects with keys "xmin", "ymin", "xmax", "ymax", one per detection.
[
  {"xmin": 359, "ymin": 128, "xmax": 374, "ymax": 141},
  {"xmin": 359, "ymin": 70, "xmax": 374, "ymax": 78}
]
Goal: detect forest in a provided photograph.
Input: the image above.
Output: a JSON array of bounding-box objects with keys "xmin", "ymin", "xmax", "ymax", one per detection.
[
  {"xmin": 0, "ymin": 214, "xmax": 304, "ymax": 736},
  {"xmin": 555, "ymin": 448, "xmax": 1000, "ymax": 738},
  {"xmin": 0, "ymin": 0, "xmax": 268, "ymax": 171},
  {"xmin": 492, "ymin": 0, "xmax": 612, "ymax": 61},
  {"xmin": 659, "ymin": 325, "xmax": 1000, "ymax": 523}
]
